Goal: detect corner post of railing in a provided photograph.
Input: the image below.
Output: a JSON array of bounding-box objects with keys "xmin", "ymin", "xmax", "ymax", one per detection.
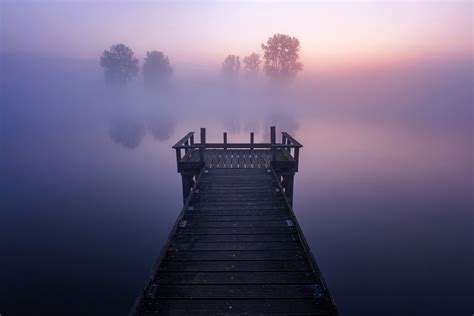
[
  {"xmin": 282, "ymin": 133, "xmax": 289, "ymax": 155},
  {"xmin": 223, "ymin": 132, "xmax": 227, "ymax": 150},
  {"xmin": 199, "ymin": 127, "xmax": 206, "ymax": 163},
  {"xmin": 184, "ymin": 139, "xmax": 189, "ymax": 154},
  {"xmin": 270, "ymin": 126, "xmax": 277, "ymax": 162},
  {"xmin": 175, "ymin": 148, "xmax": 182, "ymax": 172},
  {"xmin": 294, "ymin": 147, "xmax": 300, "ymax": 172},
  {"xmin": 250, "ymin": 132, "xmax": 254, "ymax": 150}
]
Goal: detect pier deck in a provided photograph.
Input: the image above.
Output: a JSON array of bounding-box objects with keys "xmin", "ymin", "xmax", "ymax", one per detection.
[{"xmin": 132, "ymin": 127, "xmax": 338, "ymax": 315}]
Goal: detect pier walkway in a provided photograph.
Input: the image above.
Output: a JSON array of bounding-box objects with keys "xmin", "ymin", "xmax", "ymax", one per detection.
[{"xmin": 132, "ymin": 127, "xmax": 338, "ymax": 315}]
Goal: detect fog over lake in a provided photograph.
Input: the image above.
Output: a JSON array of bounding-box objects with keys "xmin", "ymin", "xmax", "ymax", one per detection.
[{"xmin": 1, "ymin": 1, "xmax": 472, "ymax": 315}]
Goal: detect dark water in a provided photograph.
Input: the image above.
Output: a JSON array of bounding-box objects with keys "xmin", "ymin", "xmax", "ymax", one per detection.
[{"xmin": 1, "ymin": 54, "xmax": 472, "ymax": 315}]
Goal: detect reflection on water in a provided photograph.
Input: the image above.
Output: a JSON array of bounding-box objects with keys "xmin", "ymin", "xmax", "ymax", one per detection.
[
  {"xmin": 147, "ymin": 115, "xmax": 176, "ymax": 141},
  {"xmin": 109, "ymin": 115, "xmax": 176, "ymax": 149},
  {"xmin": 109, "ymin": 120, "xmax": 146, "ymax": 149},
  {"xmin": 1, "ymin": 54, "xmax": 472, "ymax": 315}
]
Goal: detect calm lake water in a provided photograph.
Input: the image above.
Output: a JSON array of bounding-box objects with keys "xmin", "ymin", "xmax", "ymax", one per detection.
[{"xmin": 1, "ymin": 55, "xmax": 472, "ymax": 315}]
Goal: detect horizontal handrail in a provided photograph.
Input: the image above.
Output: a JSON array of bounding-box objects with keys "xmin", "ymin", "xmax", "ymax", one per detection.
[
  {"xmin": 173, "ymin": 129, "xmax": 302, "ymax": 170},
  {"xmin": 172, "ymin": 132, "xmax": 194, "ymax": 149},
  {"xmin": 282, "ymin": 132, "xmax": 303, "ymax": 147},
  {"xmin": 173, "ymin": 143, "xmax": 302, "ymax": 149}
]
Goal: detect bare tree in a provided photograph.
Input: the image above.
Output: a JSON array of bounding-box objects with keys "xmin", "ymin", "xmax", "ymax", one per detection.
[
  {"xmin": 142, "ymin": 51, "xmax": 173, "ymax": 88},
  {"xmin": 243, "ymin": 52, "xmax": 261, "ymax": 77},
  {"xmin": 100, "ymin": 44, "xmax": 139, "ymax": 85},
  {"xmin": 261, "ymin": 34, "xmax": 303, "ymax": 80},
  {"xmin": 221, "ymin": 55, "xmax": 240, "ymax": 78}
]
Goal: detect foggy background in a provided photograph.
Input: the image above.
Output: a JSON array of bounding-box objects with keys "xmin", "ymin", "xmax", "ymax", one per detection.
[{"xmin": 1, "ymin": 1, "xmax": 472, "ymax": 315}]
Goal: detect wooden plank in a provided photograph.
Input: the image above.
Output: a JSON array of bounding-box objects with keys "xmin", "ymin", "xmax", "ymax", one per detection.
[
  {"xmin": 183, "ymin": 220, "xmax": 289, "ymax": 228},
  {"xmin": 193, "ymin": 201, "xmax": 284, "ymax": 207},
  {"xmin": 193, "ymin": 196, "xmax": 282, "ymax": 202},
  {"xmin": 183, "ymin": 214, "xmax": 288, "ymax": 221},
  {"xmin": 230, "ymin": 150, "xmax": 236, "ymax": 168},
  {"xmin": 172, "ymin": 234, "xmax": 299, "ymax": 243},
  {"xmin": 194, "ymin": 188, "xmax": 277, "ymax": 193},
  {"xmin": 149, "ymin": 284, "xmax": 318, "ymax": 299},
  {"xmin": 154, "ymin": 271, "xmax": 316, "ymax": 284},
  {"xmin": 224, "ymin": 150, "xmax": 231, "ymax": 168},
  {"xmin": 198, "ymin": 184, "xmax": 276, "ymax": 189},
  {"xmin": 177, "ymin": 226, "xmax": 296, "ymax": 235},
  {"xmin": 200, "ymin": 172, "xmax": 272, "ymax": 177},
  {"xmin": 244, "ymin": 150, "xmax": 252, "ymax": 168},
  {"xmin": 141, "ymin": 299, "xmax": 332, "ymax": 315},
  {"xmin": 169, "ymin": 241, "xmax": 302, "ymax": 251},
  {"xmin": 200, "ymin": 176, "xmax": 274, "ymax": 180},
  {"xmin": 185, "ymin": 209, "xmax": 287, "ymax": 216},
  {"xmin": 206, "ymin": 167, "xmax": 270, "ymax": 172},
  {"xmin": 233, "ymin": 150, "xmax": 239, "ymax": 168},
  {"xmin": 216, "ymin": 152, "xmax": 223, "ymax": 168},
  {"xmin": 209, "ymin": 150, "xmax": 220, "ymax": 168},
  {"xmin": 192, "ymin": 205, "xmax": 286, "ymax": 211},
  {"xmin": 238, "ymin": 150, "xmax": 244, "ymax": 168},
  {"xmin": 261, "ymin": 151, "xmax": 271, "ymax": 167},
  {"xmin": 158, "ymin": 259, "xmax": 310, "ymax": 272},
  {"xmin": 193, "ymin": 193, "xmax": 280, "ymax": 199},
  {"xmin": 165, "ymin": 250, "xmax": 305, "ymax": 261},
  {"xmin": 257, "ymin": 151, "xmax": 268, "ymax": 168},
  {"xmin": 199, "ymin": 178, "xmax": 275, "ymax": 182},
  {"xmin": 194, "ymin": 191, "xmax": 277, "ymax": 197}
]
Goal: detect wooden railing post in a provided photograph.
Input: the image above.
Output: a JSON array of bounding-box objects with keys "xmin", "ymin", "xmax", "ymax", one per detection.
[
  {"xmin": 282, "ymin": 133, "xmax": 288, "ymax": 155},
  {"xmin": 250, "ymin": 132, "xmax": 254, "ymax": 150},
  {"xmin": 175, "ymin": 148, "xmax": 182, "ymax": 172},
  {"xmin": 199, "ymin": 127, "xmax": 206, "ymax": 163},
  {"xmin": 294, "ymin": 147, "xmax": 300, "ymax": 172},
  {"xmin": 184, "ymin": 140, "xmax": 189, "ymax": 154},
  {"xmin": 223, "ymin": 132, "xmax": 227, "ymax": 150},
  {"xmin": 270, "ymin": 126, "xmax": 277, "ymax": 162}
]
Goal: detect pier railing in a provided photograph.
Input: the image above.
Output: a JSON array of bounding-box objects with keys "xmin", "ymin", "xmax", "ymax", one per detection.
[
  {"xmin": 173, "ymin": 126, "xmax": 302, "ymax": 167},
  {"xmin": 172, "ymin": 126, "xmax": 303, "ymax": 204}
]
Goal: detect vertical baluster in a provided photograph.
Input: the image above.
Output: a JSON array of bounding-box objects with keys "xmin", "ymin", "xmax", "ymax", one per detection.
[
  {"xmin": 270, "ymin": 126, "xmax": 276, "ymax": 162},
  {"xmin": 223, "ymin": 132, "xmax": 227, "ymax": 150},
  {"xmin": 184, "ymin": 140, "xmax": 189, "ymax": 154},
  {"xmin": 294, "ymin": 147, "xmax": 300, "ymax": 172},
  {"xmin": 175, "ymin": 148, "xmax": 182, "ymax": 172},
  {"xmin": 250, "ymin": 132, "xmax": 254, "ymax": 150},
  {"xmin": 199, "ymin": 128, "xmax": 206, "ymax": 163}
]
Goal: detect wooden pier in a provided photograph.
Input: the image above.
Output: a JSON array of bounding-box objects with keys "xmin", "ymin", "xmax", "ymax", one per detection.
[{"xmin": 132, "ymin": 127, "xmax": 338, "ymax": 315}]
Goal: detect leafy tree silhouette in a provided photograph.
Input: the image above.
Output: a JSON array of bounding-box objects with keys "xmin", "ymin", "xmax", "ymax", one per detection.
[
  {"xmin": 221, "ymin": 55, "xmax": 240, "ymax": 78},
  {"xmin": 142, "ymin": 51, "xmax": 173, "ymax": 88},
  {"xmin": 261, "ymin": 34, "xmax": 303, "ymax": 80},
  {"xmin": 100, "ymin": 44, "xmax": 139, "ymax": 85},
  {"xmin": 243, "ymin": 52, "xmax": 261, "ymax": 77}
]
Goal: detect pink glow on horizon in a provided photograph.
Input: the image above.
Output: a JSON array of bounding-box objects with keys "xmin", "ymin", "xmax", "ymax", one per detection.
[{"xmin": 1, "ymin": 1, "xmax": 471, "ymax": 71}]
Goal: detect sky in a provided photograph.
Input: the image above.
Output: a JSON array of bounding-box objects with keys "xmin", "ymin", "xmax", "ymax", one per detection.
[{"xmin": 1, "ymin": 1, "xmax": 472, "ymax": 71}]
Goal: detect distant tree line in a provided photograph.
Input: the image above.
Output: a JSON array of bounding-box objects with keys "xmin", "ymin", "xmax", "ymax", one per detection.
[
  {"xmin": 222, "ymin": 33, "xmax": 303, "ymax": 81},
  {"xmin": 100, "ymin": 44, "xmax": 172, "ymax": 87},
  {"xmin": 99, "ymin": 33, "xmax": 302, "ymax": 86}
]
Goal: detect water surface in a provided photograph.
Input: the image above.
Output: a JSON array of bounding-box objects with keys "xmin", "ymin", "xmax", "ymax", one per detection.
[{"xmin": 1, "ymin": 54, "xmax": 472, "ymax": 315}]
